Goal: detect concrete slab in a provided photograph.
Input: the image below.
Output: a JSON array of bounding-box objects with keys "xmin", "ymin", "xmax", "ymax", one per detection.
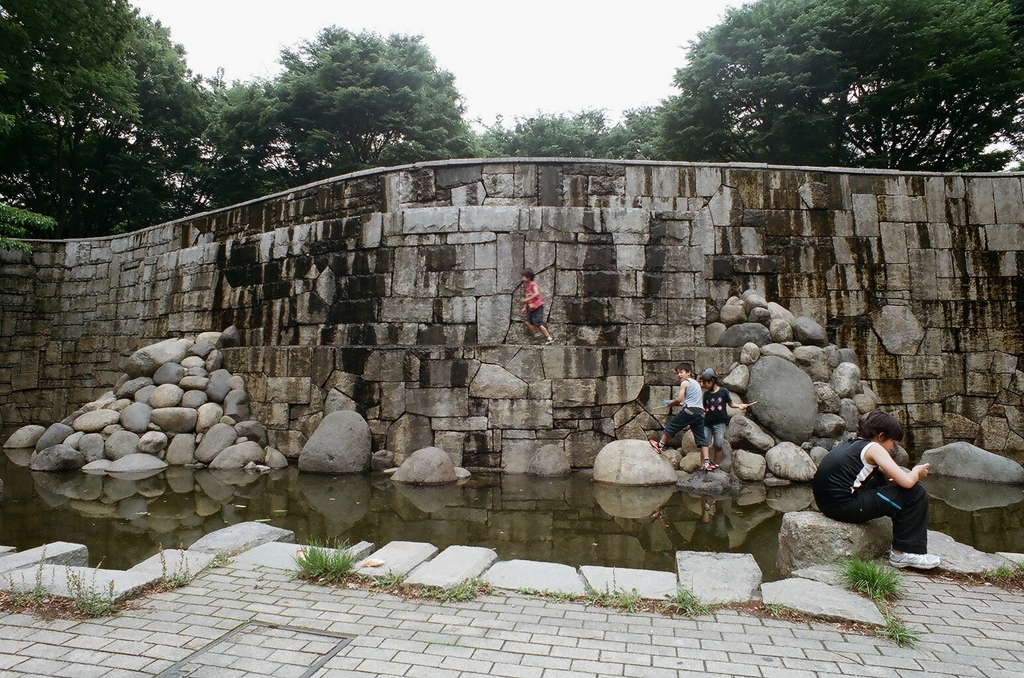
[
  {"xmin": 187, "ymin": 521, "xmax": 294, "ymax": 556},
  {"xmin": 929, "ymin": 530, "xmax": 1011, "ymax": 574},
  {"xmin": 761, "ymin": 578, "xmax": 885, "ymax": 626},
  {"xmin": 483, "ymin": 559, "xmax": 586, "ymax": 595},
  {"xmin": 675, "ymin": 551, "xmax": 763, "ymax": 605},
  {"xmin": 1, "ymin": 564, "xmax": 160, "ymax": 604},
  {"xmin": 129, "ymin": 549, "xmax": 216, "ymax": 580},
  {"xmin": 406, "ymin": 545, "xmax": 498, "ymax": 588},
  {"xmin": 356, "ymin": 541, "xmax": 437, "ymax": 577},
  {"xmin": 580, "ymin": 565, "xmax": 677, "ymax": 600},
  {"xmin": 0, "ymin": 542, "xmax": 88, "ymax": 574},
  {"xmin": 233, "ymin": 541, "xmax": 374, "ymax": 571}
]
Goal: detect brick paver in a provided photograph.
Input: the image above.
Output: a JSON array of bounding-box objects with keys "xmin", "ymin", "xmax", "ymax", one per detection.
[{"xmin": 1, "ymin": 562, "xmax": 1022, "ymax": 677}]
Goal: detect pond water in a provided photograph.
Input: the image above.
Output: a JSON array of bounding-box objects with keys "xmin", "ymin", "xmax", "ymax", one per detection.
[{"xmin": 2, "ymin": 448, "xmax": 1023, "ymax": 581}]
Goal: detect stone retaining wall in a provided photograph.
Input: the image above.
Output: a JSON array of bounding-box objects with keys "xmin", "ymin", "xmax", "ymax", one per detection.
[{"xmin": 1, "ymin": 159, "xmax": 1021, "ymax": 465}]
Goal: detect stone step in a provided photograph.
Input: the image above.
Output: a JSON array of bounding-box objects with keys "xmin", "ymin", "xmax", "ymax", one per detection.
[
  {"xmin": 675, "ymin": 551, "xmax": 763, "ymax": 605},
  {"xmin": 1, "ymin": 564, "xmax": 161, "ymax": 604},
  {"xmin": 580, "ymin": 565, "xmax": 677, "ymax": 600},
  {"xmin": 0, "ymin": 542, "xmax": 88, "ymax": 574},
  {"xmin": 356, "ymin": 541, "xmax": 438, "ymax": 577},
  {"xmin": 233, "ymin": 541, "xmax": 374, "ymax": 571},
  {"xmin": 484, "ymin": 559, "xmax": 586, "ymax": 596},
  {"xmin": 187, "ymin": 521, "xmax": 294, "ymax": 556},
  {"xmin": 761, "ymin": 577, "xmax": 885, "ymax": 626},
  {"xmin": 406, "ymin": 545, "xmax": 498, "ymax": 588},
  {"xmin": 129, "ymin": 549, "xmax": 216, "ymax": 580}
]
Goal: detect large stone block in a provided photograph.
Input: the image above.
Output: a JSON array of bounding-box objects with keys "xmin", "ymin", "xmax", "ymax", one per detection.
[{"xmin": 777, "ymin": 511, "xmax": 892, "ymax": 577}]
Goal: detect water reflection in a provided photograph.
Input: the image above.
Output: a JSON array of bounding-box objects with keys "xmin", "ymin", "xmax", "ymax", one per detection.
[{"xmin": 2, "ymin": 449, "xmax": 1023, "ymax": 580}]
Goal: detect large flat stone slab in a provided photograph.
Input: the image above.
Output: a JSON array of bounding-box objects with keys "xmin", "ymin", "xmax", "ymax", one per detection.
[
  {"xmin": 676, "ymin": 552, "xmax": 763, "ymax": 604},
  {"xmin": 0, "ymin": 546, "xmax": 16, "ymax": 557},
  {"xmin": 406, "ymin": 545, "xmax": 498, "ymax": 588},
  {"xmin": 762, "ymin": 578, "xmax": 885, "ymax": 626},
  {"xmin": 580, "ymin": 565, "xmax": 677, "ymax": 600},
  {"xmin": 777, "ymin": 511, "xmax": 891, "ymax": 577},
  {"xmin": 129, "ymin": 549, "xmax": 216, "ymax": 580},
  {"xmin": 928, "ymin": 531, "xmax": 1011, "ymax": 574},
  {"xmin": 1, "ymin": 564, "xmax": 160, "ymax": 604},
  {"xmin": 233, "ymin": 541, "xmax": 374, "ymax": 571},
  {"xmin": 0, "ymin": 542, "xmax": 88, "ymax": 574},
  {"xmin": 484, "ymin": 559, "xmax": 586, "ymax": 595},
  {"xmin": 788, "ymin": 563, "xmax": 844, "ymax": 586},
  {"xmin": 996, "ymin": 551, "xmax": 1024, "ymax": 565},
  {"xmin": 356, "ymin": 541, "xmax": 437, "ymax": 577},
  {"xmin": 188, "ymin": 521, "xmax": 295, "ymax": 556}
]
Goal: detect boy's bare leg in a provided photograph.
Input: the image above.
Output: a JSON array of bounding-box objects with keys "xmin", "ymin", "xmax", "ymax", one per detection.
[
  {"xmin": 524, "ymin": 321, "xmax": 539, "ymax": 336},
  {"xmin": 713, "ymin": 448, "xmax": 723, "ymax": 465},
  {"xmin": 538, "ymin": 324, "xmax": 551, "ymax": 339},
  {"xmin": 700, "ymin": 446, "xmax": 710, "ymax": 462}
]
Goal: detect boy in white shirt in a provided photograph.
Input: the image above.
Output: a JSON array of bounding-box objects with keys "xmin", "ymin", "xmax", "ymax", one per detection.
[{"xmin": 649, "ymin": 362, "xmax": 716, "ymax": 471}]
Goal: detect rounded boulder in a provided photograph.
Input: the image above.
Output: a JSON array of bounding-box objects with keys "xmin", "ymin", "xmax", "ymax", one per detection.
[
  {"xmin": 298, "ymin": 410, "xmax": 371, "ymax": 474},
  {"xmin": 592, "ymin": 440, "xmax": 677, "ymax": 486},
  {"xmin": 746, "ymin": 356, "xmax": 817, "ymax": 444},
  {"xmin": 391, "ymin": 446, "xmax": 458, "ymax": 485}
]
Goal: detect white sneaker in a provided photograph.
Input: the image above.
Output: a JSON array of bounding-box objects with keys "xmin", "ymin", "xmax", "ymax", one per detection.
[{"xmin": 888, "ymin": 550, "xmax": 941, "ymax": 570}]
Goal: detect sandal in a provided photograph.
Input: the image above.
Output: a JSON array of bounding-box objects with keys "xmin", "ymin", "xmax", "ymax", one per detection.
[{"xmin": 701, "ymin": 459, "xmax": 719, "ymax": 471}]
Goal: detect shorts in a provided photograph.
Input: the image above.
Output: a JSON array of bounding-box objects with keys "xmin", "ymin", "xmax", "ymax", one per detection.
[
  {"xmin": 525, "ymin": 306, "xmax": 545, "ymax": 326},
  {"xmin": 705, "ymin": 422, "xmax": 726, "ymax": 450},
  {"xmin": 664, "ymin": 408, "xmax": 709, "ymax": 447}
]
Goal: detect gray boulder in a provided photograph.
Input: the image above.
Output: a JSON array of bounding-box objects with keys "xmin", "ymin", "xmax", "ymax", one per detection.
[
  {"xmin": 526, "ymin": 444, "xmax": 572, "ymax": 477},
  {"xmin": 234, "ymin": 420, "xmax": 268, "ymax": 448},
  {"xmin": 839, "ymin": 399, "xmax": 860, "ymax": 431},
  {"xmin": 181, "ymin": 390, "xmax": 208, "ymax": 409},
  {"xmin": 732, "ymin": 449, "xmax": 767, "ymax": 482},
  {"xmin": 165, "ymin": 434, "xmax": 196, "ymax": 466},
  {"xmin": 209, "ymin": 441, "xmax": 265, "ymax": 470},
  {"xmin": 813, "ymin": 414, "xmax": 847, "ymax": 439},
  {"xmin": 592, "ymin": 440, "xmax": 677, "ymax": 486},
  {"xmin": 676, "ymin": 469, "xmax": 742, "ymax": 495},
  {"xmin": 115, "ymin": 376, "xmax": 153, "ymax": 399},
  {"xmin": 720, "ymin": 364, "xmax": 749, "ymax": 394},
  {"xmin": 138, "ymin": 431, "xmax": 169, "ymax": 455},
  {"xmin": 791, "ymin": 316, "xmax": 827, "ymax": 346},
  {"xmin": 725, "ymin": 416, "xmax": 774, "ymax": 452},
  {"xmin": 920, "ymin": 442, "xmax": 1024, "ymax": 484},
  {"xmin": 371, "ymin": 449, "xmax": 396, "ymax": 471},
  {"xmin": 216, "ymin": 325, "xmax": 240, "ymax": 348},
  {"xmin": 746, "ymin": 356, "xmax": 817, "ymax": 444},
  {"xmin": 179, "ymin": 376, "xmax": 210, "ymax": 391},
  {"xmin": 4, "ymin": 424, "xmax": 46, "ymax": 449},
  {"xmin": 194, "ymin": 422, "xmax": 239, "ymax": 464},
  {"xmin": 119, "ymin": 402, "xmax": 153, "ymax": 434},
  {"xmin": 265, "ymin": 448, "xmax": 288, "ymax": 469},
  {"xmin": 149, "ymin": 384, "xmax": 184, "ymax": 409},
  {"xmin": 29, "ymin": 444, "xmax": 86, "ymax": 471},
  {"xmin": 107, "ymin": 453, "xmax": 168, "ymax": 474},
  {"xmin": 72, "ymin": 409, "xmax": 121, "ymax": 433},
  {"xmin": 760, "ymin": 343, "xmax": 795, "ymax": 362},
  {"xmin": 830, "ymin": 362, "xmax": 861, "ymax": 398},
  {"xmin": 777, "ymin": 511, "xmax": 892, "ymax": 577},
  {"xmin": 813, "ymin": 382, "xmax": 841, "ymax": 414},
  {"xmin": 153, "ymin": 362, "xmax": 186, "ymax": 385},
  {"xmin": 205, "ymin": 349, "xmax": 223, "ymax": 372},
  {"xmin": 719, "ymin": 302, "xmax": 745, "ymax": 326},
  {"xmin": 298, "ymin": 410, "xmax": 371, "ymax": 474},
  {"xmin": 223, "ymin": 389, "xmax": 250, "ymax": 422},
  {"xmin": 769, "ymin": 318, "xmax": 793, "ymax": 343},
  {"xmin": 196, "ymin": 403, "xmax": 223, "ymax": 433},
  {"xmin": 793, "ymin": 346, "xmax": 831, "ymax": 382},
  {"xmin": 35, "ymin": 423, "xmax": 75, "ymax": 451},
  {"xmin": 391, "ymin": 446, "xmax": 459, "ymax": 485},
  {"xmin": 765, "ymin": 442, "xmax": 817, "ymax": 482},
  {"xmin": 739, "ymin": 342, "xmax": 760, "ymax": 365},
  {"xmin": 150, "ymin": 407, "xmax": 198, "ymax": 433},
  {"xmin": 105, "ymin": 430, "xmax": 140, "ymax": 460},
  {"xmin": 78, "ymin": 433, "xmax": 105, "ymax": 462},
  {"xmin": 718, "ymin": 322, "xmax": 772, "ymax": 347},
  {"xmin": 124, "ymin": 338, "xmax": 192, "ymax": 378},
  {"xmin": 134, "ymin": 385, "xmax": 156, "ymax": 404},
  {"xmin": 205, "ymin": 379, "xmax": 231, "ymax": 404}
]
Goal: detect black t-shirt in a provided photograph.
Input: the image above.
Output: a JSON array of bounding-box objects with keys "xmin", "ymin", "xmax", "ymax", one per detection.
[
  {"xmin": 812, "ymin": 438, "xmax": 887, "ymax": 507},
  {"xmin": 702, "ymin": 387, "xmax": 733, "ymax": 426}
]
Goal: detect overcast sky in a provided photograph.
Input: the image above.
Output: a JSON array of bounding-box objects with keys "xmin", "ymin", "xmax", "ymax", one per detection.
[{"xmin": 130, "ymin": 0, "xmax": 742, "ymax": 127}]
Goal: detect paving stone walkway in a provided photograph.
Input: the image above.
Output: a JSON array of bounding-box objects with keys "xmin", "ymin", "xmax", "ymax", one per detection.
[{"xmin": 1, "ymin": 557, "xmax": 1022, "ymax": 677}]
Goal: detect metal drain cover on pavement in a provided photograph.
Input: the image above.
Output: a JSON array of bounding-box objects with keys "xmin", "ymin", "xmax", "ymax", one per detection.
[{"xmin": 156, "ymin": 622, "xmax": 352, "ymax": 678}]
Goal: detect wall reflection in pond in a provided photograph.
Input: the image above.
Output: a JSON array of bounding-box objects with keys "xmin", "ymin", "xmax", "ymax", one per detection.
[{"xmin": 3, "ymin": 449, "xmax": 1022, "ymax": 579}]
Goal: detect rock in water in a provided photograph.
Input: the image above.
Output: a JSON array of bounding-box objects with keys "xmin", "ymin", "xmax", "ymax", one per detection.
[
  {"xmin": 527, "ymin": 444, "xmax": 572, "ymax": 477},
  {"xmin": 298, "ymin": 410, "xmax": 371, "ymax": 474},
  {"xmin": 592, "ymin": 440, "xmax": 677, "ymax": 486},
  {"xmin": 391, "ymin": 446, "xmax": 458, "ymax": 485},
  {"xmin": 920, "ymin": 442, "xmax": 1024, "ymax": 484}
]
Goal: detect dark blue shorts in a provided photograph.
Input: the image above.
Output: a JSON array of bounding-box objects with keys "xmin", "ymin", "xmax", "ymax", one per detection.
[
  {"xmin": 525, "ymin": 306, "xmax": 545, "ymax": 326},
  {"xmin": 664, "ymin": 408, "xmax": 710, "ymax": 446}
]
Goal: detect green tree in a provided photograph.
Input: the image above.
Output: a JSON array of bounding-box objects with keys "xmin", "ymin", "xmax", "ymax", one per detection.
[
  {"xmin": 0, "ymin": 0, "xmax": 211, "ymax": 237},
  {"xmin": 478, "ymin": 108, "xmax": 662, "ymax": 159},
  {"xmin": 661, "ymin": 0, "xmax": 1024, "ymax": 171},
  {"xmin": 0, "ymin": 203, "xmax": 54, "ymax": 251}
]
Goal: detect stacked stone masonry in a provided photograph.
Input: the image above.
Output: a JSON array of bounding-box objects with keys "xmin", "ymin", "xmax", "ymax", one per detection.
[{"xmin": 1, "ymin": 160, "xmax": 1022, "ymax": 467}]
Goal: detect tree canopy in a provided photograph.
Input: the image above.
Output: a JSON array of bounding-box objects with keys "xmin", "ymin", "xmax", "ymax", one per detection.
[
  {"xmin": 0, "ymin": 0, "xmax": 210, "ymax": 237},
  {"xmin": 661, "ymin": 0, "xmax": 1024, "ymax": 170},
  {"xmin": 478, "ymin": 109, "xmax": 661, "ymax": 160}
]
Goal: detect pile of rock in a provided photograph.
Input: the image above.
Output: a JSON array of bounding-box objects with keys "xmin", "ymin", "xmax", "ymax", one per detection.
[
  {"xmin": 697, "ymin": 290, "xmax": 882, "ymax": 483},
  {"xmin": 3, "ymin": 329, "xmax": 287, "ymax": 474}
]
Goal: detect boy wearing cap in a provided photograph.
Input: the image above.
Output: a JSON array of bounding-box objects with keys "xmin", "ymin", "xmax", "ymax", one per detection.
[{"xmin": 699, "ymin": 367, "xmax": 750, "ymax": 469}]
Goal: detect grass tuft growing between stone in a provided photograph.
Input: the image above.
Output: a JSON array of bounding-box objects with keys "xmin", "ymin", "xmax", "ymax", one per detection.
[
  {"xmin": 65, "ymin": 567, "xmax": 118, "ymax": 617},
  {"xmin": 419, "ymin": 578, "xmax": 493, "ymax": 603},
  {"xmin": 877, "ymin": 614, "xmax": 920, "ymax": 647},
  {"xmin": 582, "ymin": 586, "xmax": 644, "ymax": 613},
  {"xmin": 663, "ymin": 588, "xmax": 712, "ymax": 617},
  {"xmin": 841, "ymin": 557, "xmax": 904, "ymax": 602},
  {"xmin": 295, "ymin": 540, "xmax": 357, "ymax": 585}
]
